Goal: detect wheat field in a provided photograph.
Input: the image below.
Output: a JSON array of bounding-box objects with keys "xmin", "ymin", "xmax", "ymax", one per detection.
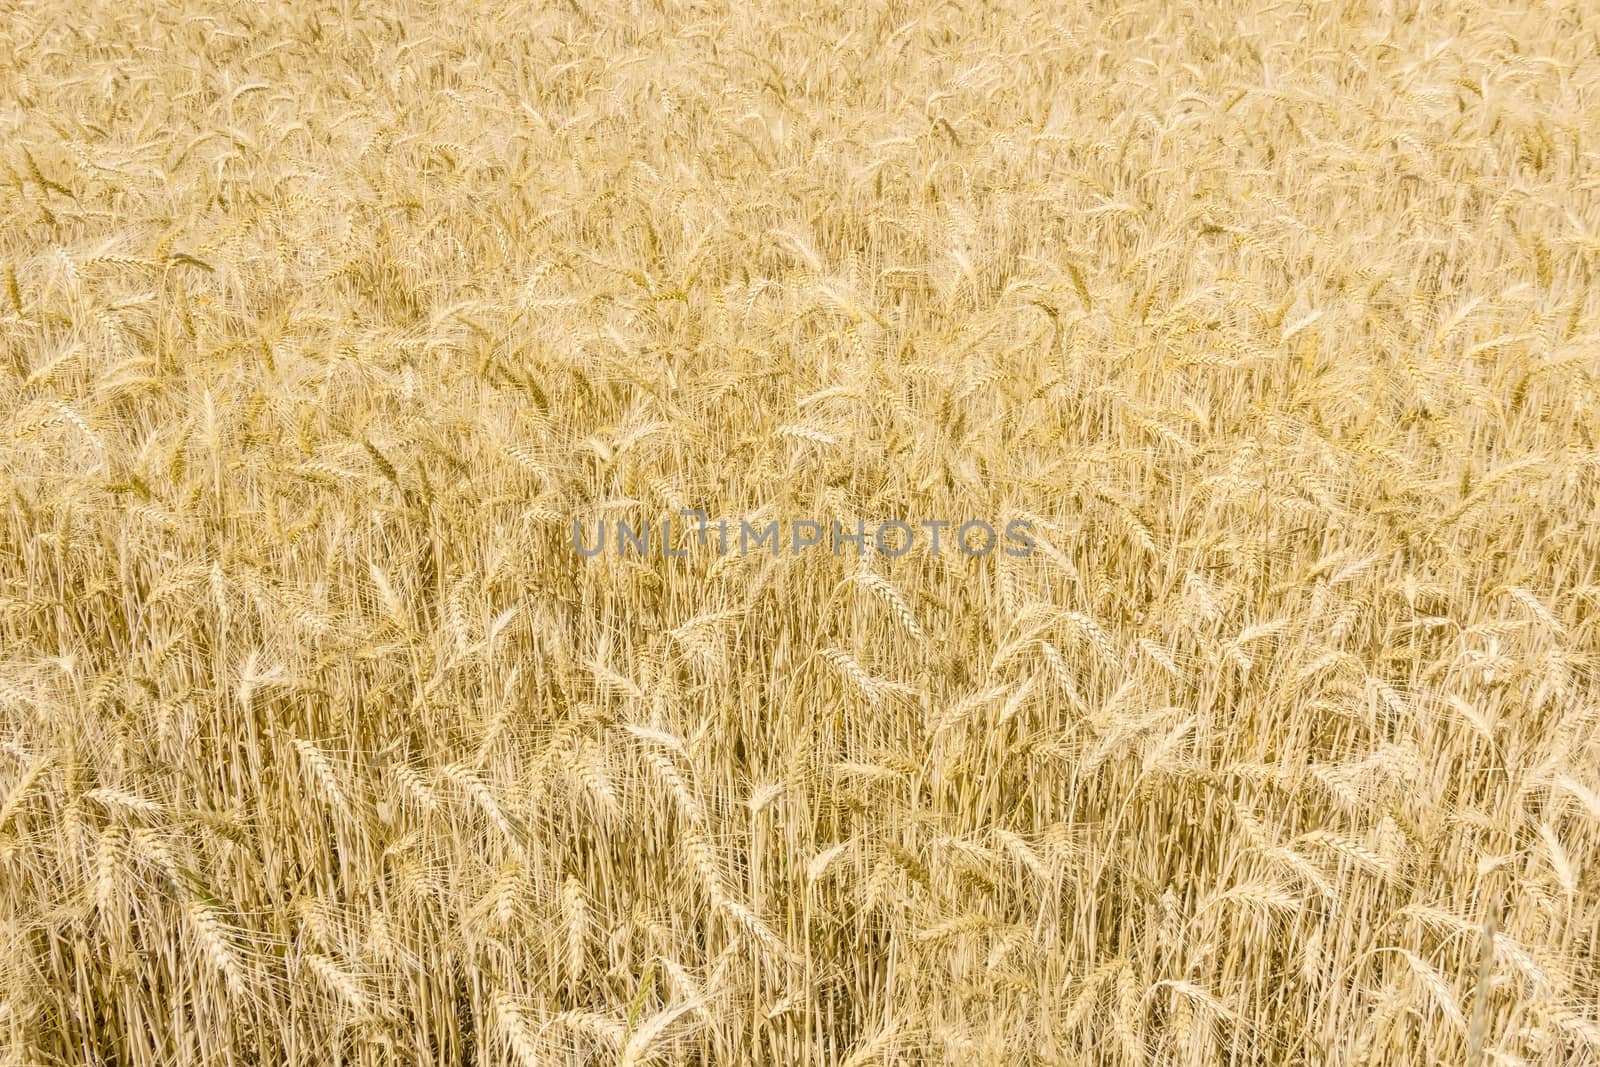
[{"xmin": 1, "ymin": 0, "xmax": 1598, "ymax": 1063}]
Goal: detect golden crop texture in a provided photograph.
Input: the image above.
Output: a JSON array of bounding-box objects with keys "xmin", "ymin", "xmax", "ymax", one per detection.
[{"xmin": 1, "ymin": 0, "xmax": 1598, "ymax": 1063}]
